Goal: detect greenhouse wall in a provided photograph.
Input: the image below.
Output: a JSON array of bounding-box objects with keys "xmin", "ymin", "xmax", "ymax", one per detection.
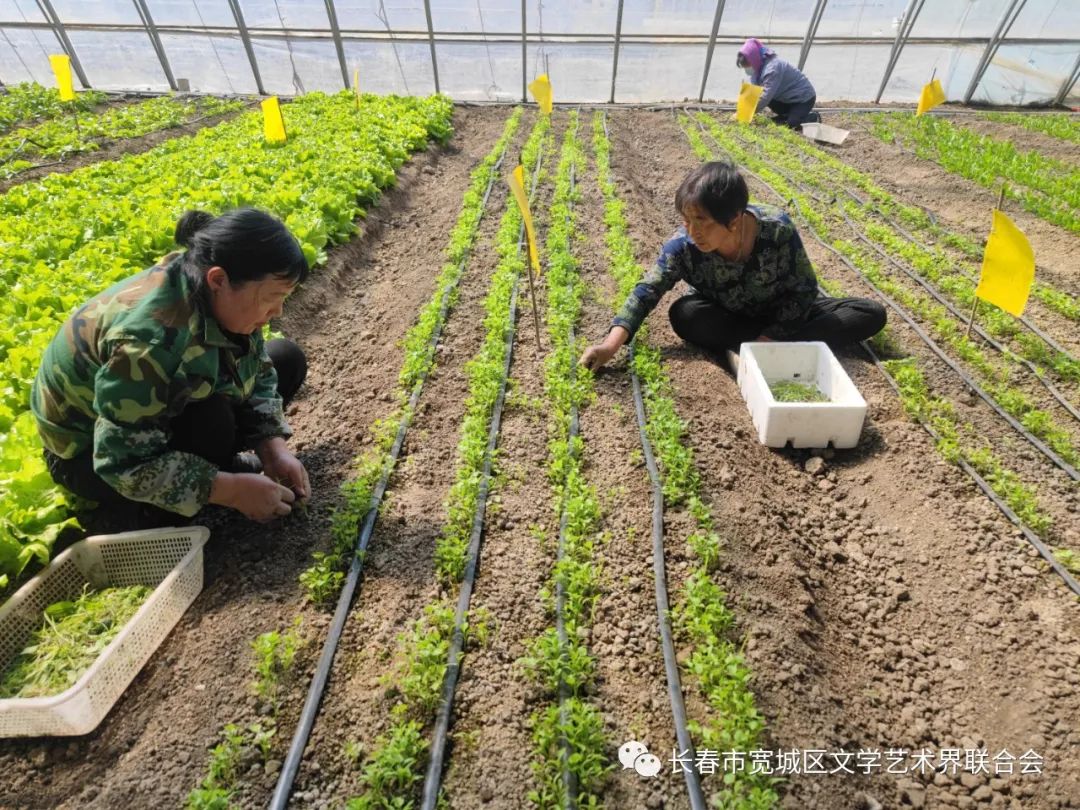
[{"xmin": 0, "ymin": 0, "xmax": 1076, "ymax": 104}]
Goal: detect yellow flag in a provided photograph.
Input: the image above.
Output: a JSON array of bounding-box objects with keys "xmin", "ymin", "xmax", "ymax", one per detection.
[
  {"xmin": 915, "ymin": 78, "xmax": 946, "ymax": 117},
  {"xmin": 528, "ymin": 74, "xmax": 553, "ymax": 115},
  {"xmin": 262, "ymin": 96, "xmax": 287, "ymax": 143},
  {"xmin": 975, "ymin": 209, "xmax": 1034, "ymax": 317},
  {"xmin": 508, "ymin": 165, "xmax": 541, "ymax": 276},
  {"xmin": 49, "ymin": 54, "xmax": 76, "ymax": 102},
  {"xmin": 736, "ymin": 82, "xmax": 763, "ymax": 124}
]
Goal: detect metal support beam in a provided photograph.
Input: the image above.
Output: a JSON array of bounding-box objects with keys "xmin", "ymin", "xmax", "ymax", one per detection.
[
  {"xmin": 34, "ymin": 0, "xmax": 89, "ymax": 87},
  {"xmin": 1054, "ymin": 50, "xmax": 1080, "ymax": 106},
  {"xmin": 797, "ymin": 0, "xmax": 829, "ymax": 71},
  {"xmin": 963, "ymin": 0, "xmax": 1028, "ymax": 104},
  {"xmin": 875, "ymin": 0, "xmax": 926, "ymax": 103},
  {"xmin": 422, "ymin": 0, "xmax": 440, "ymax": 94},
  {"xmin": 225, "ymin": 0, "xmax": 265, "ymax": 95},
  {"xmin": 323, "ymin": 0, "xmax": 350, "ymax": 89},
  {"xmin": 697, "ymin": 0, "xmax": 727, "ymax": 103},
  {"xmin": 131, "ymin": 0, "xmax": 177, "ymax": 91},
  {"xmin": 609, "ymin": 0, "xmax": 624, "ymax": 104},
  {"xmin": 520, "ymin": 0, "xmax": 526, "ymax": 102}
]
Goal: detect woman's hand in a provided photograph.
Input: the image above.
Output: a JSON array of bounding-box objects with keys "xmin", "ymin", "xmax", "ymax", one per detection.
[
  {"xmin": 210, "ymin": 472, "xmax": 295, "ymax": 522},
  {"xmin": 256, "ymin": 437, "xmax": 310, "ymax": 501},
  {"xmin": 579, "ymin": 326, "xmax": 630, "ymax": 372}
]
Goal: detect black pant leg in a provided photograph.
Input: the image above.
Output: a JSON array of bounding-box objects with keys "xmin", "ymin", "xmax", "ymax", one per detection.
[
  {"xmin": 668, "ymin": 293, "xmax": 770, "ymax": 354},
  {"xmin": 785, "ymin": 296, "xmax": 887, "ymax": 346},
  {"xmin": 267, "ymin": 338, "xmax": 307, "ymax": 405},
  {"xmin": 767, "ymin": 99, "xmax": 792, "ymax": 123},
  {"xmin": 784, "ymin": 95, "xmax": 816, "ymax": 128}
]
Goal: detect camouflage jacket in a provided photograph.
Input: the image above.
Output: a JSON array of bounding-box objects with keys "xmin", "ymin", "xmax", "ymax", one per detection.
[
  {"xmin": 31, "ymin": 254, "xmax": 291, "ymax": 516},
  {"xmin": 613, "ymin": 204, "xmax": 818, "ymax": 339}
]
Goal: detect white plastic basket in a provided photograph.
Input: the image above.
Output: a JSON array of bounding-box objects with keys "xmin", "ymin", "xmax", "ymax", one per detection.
[
  {"xmin": 738, "ymin": 341, "xmax": 867, "ymax": 448},
  {"xmin": 0, "ymin": 526, "xmax": 210, "ymax": 738}
]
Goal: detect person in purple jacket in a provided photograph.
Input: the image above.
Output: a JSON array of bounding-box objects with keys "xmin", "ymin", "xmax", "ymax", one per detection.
[{"xmin": 737, "ymin": 37, "xmax": 820, "ymax": 129}]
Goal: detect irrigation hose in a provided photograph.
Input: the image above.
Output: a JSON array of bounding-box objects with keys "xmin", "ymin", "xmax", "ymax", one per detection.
[
  {"xmin": 629, "ymin": 343, "xmax": 708, "ymax": 810},
  {"xmin": 269, "ymin": 142, "xmax": 513, "ymax": 810},
  {"xmin": 691, "ymin": 113, "xmax": 1080, "ymax": 483},
  {"xmin": 831, "ymin": 204, "xmax": 1080, "ymax": 425},
  {"xmin": 733, "ymin": 121, "xmax": 1080, "ymax": 374},
  {"xmin": 861, "ymin": 342, "xmax": 1080, "ymax": 598},
  {"xmin": 420, "ymin": 142, "xmax": 548, "ymax": 810}
]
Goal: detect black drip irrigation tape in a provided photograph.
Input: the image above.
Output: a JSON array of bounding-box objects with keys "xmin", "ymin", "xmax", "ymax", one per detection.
[
  {"xmin": 720, "ymin": 122, "xmax": 1080, "ymax": 420},
  {"xmin": 554, "ymin": 162, "xmax": 580, "ymax": 806},
  {"xmin": 419, "ymin": 146, "xmax": 547, "ymax": 810},
  {"xmin": 860, "ymin": 342, "xmax": 1080, "ymax": 598},
  {"xmin": 604, "ymin": 109, "xmax": 708, "ymax": 808},
  {"xmin": 691, "ymin": 114, "xmax": 1080, "ymax": 483},
  {"xmin": 831, "ymin": 205, "xmax": 1080, "ymax": 425},
  {"xmin": 756, "ymin": 126, "xmax": 1080, "ymax": 369},
  {"xmin": 269, "ymin": 143, "xmax": 512, "ymax": 810},
  {"xmin": 628, "ymin": 343, "xmax": 708, "ymax": 810}
]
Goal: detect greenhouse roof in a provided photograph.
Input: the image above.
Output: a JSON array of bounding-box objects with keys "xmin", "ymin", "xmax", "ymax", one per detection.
[{"xmin": 0, "ymin": 0, "xmax": 1077, "ymax": 105}]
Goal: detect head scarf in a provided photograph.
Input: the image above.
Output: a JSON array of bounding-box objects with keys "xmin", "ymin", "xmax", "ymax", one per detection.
[{"xmin": 738, "ymin": 38, "xmax": 776, "ymax": 82}]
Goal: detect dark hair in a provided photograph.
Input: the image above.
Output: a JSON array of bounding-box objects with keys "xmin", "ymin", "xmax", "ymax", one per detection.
[
  {"xmin": 175, "ymin": 207, "xmax": 309, "ymax": 293},
  {"xmin": 674, "ymin": 162, "xmax": 749, "ymax": 227}
]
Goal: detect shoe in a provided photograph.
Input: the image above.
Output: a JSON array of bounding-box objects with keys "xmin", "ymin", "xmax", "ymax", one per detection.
[{"xmin": 228, "ymin": 453, "xmax": 264, "ymax": 474}]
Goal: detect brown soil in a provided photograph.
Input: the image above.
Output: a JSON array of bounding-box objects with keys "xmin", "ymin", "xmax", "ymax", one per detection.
[{"xmin": 2, "ymin": 105, "xmax": 1079, "ymax": 810}]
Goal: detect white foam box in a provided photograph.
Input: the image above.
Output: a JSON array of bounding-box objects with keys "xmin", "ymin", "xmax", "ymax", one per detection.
[{"xmin": 737, "ymin": 341, "xmax": 867, "ymax": 449}]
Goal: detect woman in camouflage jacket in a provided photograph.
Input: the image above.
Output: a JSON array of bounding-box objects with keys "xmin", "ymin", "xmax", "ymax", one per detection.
[{"xmin": 32, "ymin": 208, "xmax": 311, "ymax": 527}]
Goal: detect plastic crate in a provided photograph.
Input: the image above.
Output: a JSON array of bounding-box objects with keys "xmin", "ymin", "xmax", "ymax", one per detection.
[
  {"xmin": 0, "ymin": 526, "xmax": 210, "ymax": 738},
  {"xmin": 737, "ymin": 341, "xmax": 867, "ymax": 448}
]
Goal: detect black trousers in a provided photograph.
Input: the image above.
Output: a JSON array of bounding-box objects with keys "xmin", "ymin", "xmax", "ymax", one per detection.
[
  {"xmin": 44, "ymin": 338, "xmax": 307, "ymax": 525},
  {"xmin": 768, "ymin": 95, "xmax": 817, "ymax": 128},
  {"xmin": 668, "ymin": 293, "xmax": 886, "ymax": 355}
]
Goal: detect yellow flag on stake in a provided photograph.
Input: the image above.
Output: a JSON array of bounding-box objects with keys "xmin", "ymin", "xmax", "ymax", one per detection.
[
  {"xmin": 528, "ymin": 74, "xmax": 553, "ymax": 115},
  {"xmin": 975, "ymin": 209, "xmax": 1034, "ymax": 317},
  {"xmin": 261, "ymin": 96, "xmax": 287, "ymax": 143},
  {"xmin": 915, "ymin": 78, "xmax": 946, "ymax": 117},
  {"xmin": 49, "ymin": 54, "xmax": 76, "ymax": 101},
  {"xmin": 508, "ymin": 165, "xmax": 542, "ymax": 276},
  {"xmin": 736, "ymin": 82, "xmax": 763, "ymax": 124}
]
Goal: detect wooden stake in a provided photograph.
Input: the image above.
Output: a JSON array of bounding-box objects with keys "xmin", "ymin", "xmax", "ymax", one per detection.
[{"xmin": 525, "ymin": 260, "xmax": 542, "ymax": 356}]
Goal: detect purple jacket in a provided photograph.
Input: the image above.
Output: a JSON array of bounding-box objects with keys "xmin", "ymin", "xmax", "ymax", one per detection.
[{"xmin": 739, "ymin": 38, "xmax": 816, "ymax": 110}]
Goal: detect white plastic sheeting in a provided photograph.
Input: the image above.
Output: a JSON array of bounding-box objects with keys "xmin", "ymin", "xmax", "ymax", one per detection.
[{"xmin": 0, "ymin": 0, "xmax": 1076, "ymax": 104}]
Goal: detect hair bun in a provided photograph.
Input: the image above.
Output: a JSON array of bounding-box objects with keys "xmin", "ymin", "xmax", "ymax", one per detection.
[{"xmin": 174, "ymin": 210, "xmax": 215, "ymax": 248}]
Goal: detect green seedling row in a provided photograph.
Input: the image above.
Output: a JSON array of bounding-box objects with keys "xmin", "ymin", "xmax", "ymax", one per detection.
[
  {"xmin": 0, "ymin": 583, "xmax": 149, "ymax": 698},
  {"xmin": 299, "ymin": 107, "xmax": 524, "ymax": 604},
  {"xmin": 770, "ymin": 116, "xmax": 1080, "ymax": 323},
  {"xmin": 0, "ymin": 91, "xmax": 453, "ymax": 595},
  {"xmin": 691, "ymin": 114, "xmax": 1080, "ymax": 472},
  {"xmin": 866, "ymin": 113, "xmax": 1080, "ymax": 232},
  {"xmin": 0, "ymin": 95, "xmax": 245, "ymax": 177},
  {"xmin": 594, "ymin": 112, "xmax": 777, "ymax": 809},
  {"xmin": 519, "ymin": 112, "xmax": 611, "ymax": 809},
  {"xmin": 186, "ymin": 621, "xmax": 303, "ymax": 808},
  {"xmin": 435, "ymin": 116, "xmax": 552, "ymax": 584},
  {"xmin": 978, "ymin": 111, "xmax": 1080, "ymax": 144},
  {"xmin": 0, "ymin": 83, "xmax": 108, "ymax": 134},
  {"xmin": 347, "ymin": 114, "xmax": 550, "ymax": 809},
  {"xmin": 728, "ymin": 118, "xmax": 1080, "ymax": 386}
]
